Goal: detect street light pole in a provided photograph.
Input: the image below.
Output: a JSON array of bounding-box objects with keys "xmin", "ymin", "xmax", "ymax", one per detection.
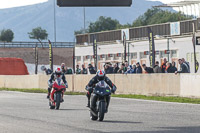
[
  {"xmin": 83, "ymin": 7, "xmax": 86, "ymax": 33},
  {"xmin": 128, "ymin": 42, "xmax": 130, "ymax": 65},
  {"xmin": 54, "ymin": 0, "xmax": 57, "ymax": 44},
  {"xmin": 167, "ymin": 38, "xmax": 170, "ymax": 62}
]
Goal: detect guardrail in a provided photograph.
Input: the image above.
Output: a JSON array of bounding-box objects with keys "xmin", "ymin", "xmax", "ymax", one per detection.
[{"xmin": 0, "ymin": 42, "xmax": 75, "ymax": 48}]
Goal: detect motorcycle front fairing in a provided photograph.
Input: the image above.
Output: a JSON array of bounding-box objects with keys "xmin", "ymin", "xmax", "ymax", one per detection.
[{"xmin": 51, "ymin": 78, "xmax": 66, "ymax": 102}]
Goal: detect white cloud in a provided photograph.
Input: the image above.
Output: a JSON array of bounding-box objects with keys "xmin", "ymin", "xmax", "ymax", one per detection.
[
  {"xmin": 149, "ymin": 0, "xmax": 182, "ymax": 4},
  {"xmin": 0, "ymin": 0, "xmax": 48, "ymax": 9}
]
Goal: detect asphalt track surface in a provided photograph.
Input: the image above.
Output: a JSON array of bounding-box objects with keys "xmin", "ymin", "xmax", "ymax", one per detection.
[{"xmin": 0, "ymin": 91, "xmax": 200, "ymax": 133}]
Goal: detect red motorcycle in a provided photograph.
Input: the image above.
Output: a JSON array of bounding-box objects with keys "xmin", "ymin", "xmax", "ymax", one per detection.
[{"xmin": 49, "ymin": 78, "xmax": 66, "ymax": 110}]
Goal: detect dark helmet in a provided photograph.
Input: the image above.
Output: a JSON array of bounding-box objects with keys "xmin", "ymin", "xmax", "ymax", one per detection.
[
  {"xmin": 55, "ymin": 67, "xmax": 62, "ymax": 78},
  {"xmin": 41, "ymin": 66, "xmax": 46, "ymax": 71},
  {"xmin": 96, "ymin": 70, "xmax": 105, "ymax": 81}
]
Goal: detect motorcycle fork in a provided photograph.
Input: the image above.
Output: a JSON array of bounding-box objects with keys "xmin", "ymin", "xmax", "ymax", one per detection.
[{"xmin": 54, "ymin": 92, "xmax": 62, "ymax": 102}]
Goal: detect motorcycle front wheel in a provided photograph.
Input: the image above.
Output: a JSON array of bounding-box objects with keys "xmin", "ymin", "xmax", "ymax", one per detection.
[
  {"xmin": 55, "ymin": 93, "xmax": 61, "ymax": 110},
  {"xmin": 98, "ymin": 101, "xmax": 105, "ymax": 121}
]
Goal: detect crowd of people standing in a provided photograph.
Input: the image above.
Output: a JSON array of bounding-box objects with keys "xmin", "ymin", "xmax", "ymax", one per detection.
[{"xmin": 42, "ymin": 58, "xmax": 190, "ymax": 75}]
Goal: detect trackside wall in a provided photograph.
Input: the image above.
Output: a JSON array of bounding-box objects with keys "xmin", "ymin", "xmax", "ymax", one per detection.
[{"xmin": 0, "ymin": 74, "xmax": 199, "ymax": 98}]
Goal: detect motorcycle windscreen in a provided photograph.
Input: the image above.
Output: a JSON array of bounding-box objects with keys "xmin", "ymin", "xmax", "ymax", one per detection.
[{"xmin": 94, "ymin": 81, "xmax": 111, "ymax": 96}]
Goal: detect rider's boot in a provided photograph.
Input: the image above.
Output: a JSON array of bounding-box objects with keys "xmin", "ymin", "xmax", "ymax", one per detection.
[
  {"xmin": 86, "ymin": 92, "xmax": 91, "ymax": 107},
  {"xmin": 90, "ymin": 94, "xmax": 98, "ymax": 114},
  {"xmin": 61, "ymin": 93, "xmax": 64, "ymax": 102},
  {"xmin": 47, "ymin": 87, "xmax": 51, "ymax": 99}
]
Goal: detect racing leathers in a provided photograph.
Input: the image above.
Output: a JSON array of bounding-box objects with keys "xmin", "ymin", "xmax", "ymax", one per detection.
[
  {"xmin": 47, "ymin": 73, "xmax": 68, "ymax": 98},
  {"xmin": 85, "ymin": 75, "xmax": 117, "ymax": 111}
]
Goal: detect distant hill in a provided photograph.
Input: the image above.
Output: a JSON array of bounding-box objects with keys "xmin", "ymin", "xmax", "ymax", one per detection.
[{"xmin": 0, "ymin": 0, "xmax": 163, "ymax": 42}]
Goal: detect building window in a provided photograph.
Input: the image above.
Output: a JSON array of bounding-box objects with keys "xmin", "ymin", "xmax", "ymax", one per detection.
[
  {"xmin": 131, "ymin": 52, "xmax": 137, "ymax": 59},
  {"xmin": 98, "ymin": 55, "xmax": 103, "ymax": 60},
  {"xmin": 186, "ymin": 53, "xmax": 191, "ymax": 62},
  {"xmin": 90, "ymin": 55, "xmax": 94, "ymax": 61},
  {"xmin": 160, "ymin": 51, "xmax": 168, "ymax": 58},
  {"xmin": 83, "ymin": 55, "xmax": 90, "ymax": 61},
  {"xmin": 114, "ymin": 53, "xmax": 121, "ymax": 60},
  {"xmin": 140, "ymin": 52, "xmax": 147, "ymax": 59},
  {"xmin": 171, "ymin": 50, "xmax": 177, "ymax": 58},
  {"xmin": 106, "ymin": 54, "xmax": 113, "ymax": 60},
  {"xmin": 76, "ymin": 56, "xmax": 81, "ymax": 61}
]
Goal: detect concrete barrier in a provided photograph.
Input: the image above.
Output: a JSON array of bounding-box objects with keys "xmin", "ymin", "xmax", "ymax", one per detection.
[
  {"xmin": 0, "ymin": 75, "xmax": 39, "ymax": 89},
  {"xmin": 0, "ymin": 74, "xmax": 200, "ymax": 98},
  {"xmin": 180, "ymin": 74, "xmax": 200, "ymax": 98}
]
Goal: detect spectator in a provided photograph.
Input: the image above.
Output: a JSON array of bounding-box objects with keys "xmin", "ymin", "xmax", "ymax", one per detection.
[
  {"xmin": 142, "ymin": 64, "xmax": 154, "ymax": 74},
  {"xmin": 175, "ymin": 59, "xmax": 189, "ymax": 74},
  {"xmin": 81, "ymin": 64, "xmax": 87, "ymax": 74},
  {"xmin": 113, "ymin": 63, "xmax": 119, "ymax": 73},
  {"xmin": 124, "ymin": 61, "xmax": 128, "ymax": 73},
  {"xmin": 125, "ymin": 65, "xmax": 134, "ymax": 74},
  {"xmin": 41, "ymin": 66, "xmax": 52, "ymax": 75},
  {"xmin": 88, "ymin": 64, "xmax": 96, "ymax": 74},
  {"xmin": 104, "ymin": 64, "xmax": 109, "ymax": 74},
  {"xmin": 66, "ymin": 67, "xmax": 73, "ymax": 74},
  {"xmin": 153, "ymin": 61, "xmax": 162, "ymax": 73},
  {"xmin": 182, "ymin": 58, "xmax": 190, "ymax": 73},
  {"xmin": 108, "ymin": 63, "xmax": 114, "ymax": 74},
  {"xmin": 136, "ymin": 62, "xmax": 142, "ymax": 74},
  {"xmin": 161, "ymin": 58, "xmax": 167, "ymax": 73},
  {"xmin": 61, "ymin": 63, "xmax": 66, "ymax": 74},
  {"xmin": 166, "ymin": 62, "xmax": 174, "ymax": 73},
  {"xmin": 171, "ymin": 61, "xmax": 177, "ymax": 73},
  {"xmin": 117, "ymin": 63, "xmax": 125, "ymax": 74},
  {"xmin": 132, "ymin": 65, "xmax": 136, "ymax": 74},
  {"xmin": 76, "ymin": 65, "xmax": 81, "ymax": 74},
  {"xmin": 104, "ymin": 63, "xmax": 113, "ymax": 74}
]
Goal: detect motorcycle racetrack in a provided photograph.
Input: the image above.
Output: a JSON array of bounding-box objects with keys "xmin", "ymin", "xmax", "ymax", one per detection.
[{"xmin": 0, "ymin": 91, "xmax": 200, "ymax": 133}]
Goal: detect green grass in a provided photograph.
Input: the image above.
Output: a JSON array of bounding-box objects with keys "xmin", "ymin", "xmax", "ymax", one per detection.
[
  {"xmin": 0, "ymin": 88, "xmax": 47, "ymax": 93},
  {"xmin": 1, "ymin": 88, "xmax": 200, "ymax": 104},
  {"xmin": 0, "ymin": 88, "xmax": 85, "ymax": 95},
  {"xmin": 112, "ymin": 94, "xmax": 200, "ymax": 104}
]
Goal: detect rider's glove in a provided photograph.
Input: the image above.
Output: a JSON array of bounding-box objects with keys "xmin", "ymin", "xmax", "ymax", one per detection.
[
  {"xmin": 111, "ymin": 85, "xmax": 117, "ymax": 94},
  {"xmin": 86, "ymin": 86, "xmax": 93, "ymax": 93}
]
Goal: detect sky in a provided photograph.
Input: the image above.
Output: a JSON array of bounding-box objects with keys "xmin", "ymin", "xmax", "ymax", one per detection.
[
  {"xmin": 0, "ymin": 0, "xmax": 48, "ymax": 9},
  {"xmin": 150, "ymin": 0, "xmax": 181, "ymax": 4},
  {"xmin": 0, "ymin": 0, "xmax": 183, "ymax": 9}
]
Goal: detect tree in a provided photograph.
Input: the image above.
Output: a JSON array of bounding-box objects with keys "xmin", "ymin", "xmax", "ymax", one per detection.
[
  {"xmin": 28, "ymin": 27, "xmax": 48, "ymax": 47},
  {"xmin": 88, "ymin": 16, "xmax": 120, "ymax": 33},
  {"xmin": 0, "ymin": 29, "xmax": 14, "ymax": 42},
  {"xmin": 74, "ymin": 28, "xmax": 89, "ymax": 35},
  {"xmin": 75, "ymin": 16, "xmax": 121, "ymax": 34},
  {"xmin": 132, "ymin": 8, "xmax": 192, "ymax": 27},
  {"xmin": 75, "ymin": 8, "xmax": 193, "ymax": 34}
]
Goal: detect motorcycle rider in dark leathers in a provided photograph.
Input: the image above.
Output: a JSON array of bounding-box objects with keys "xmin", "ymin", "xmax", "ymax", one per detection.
[
  {"xmin": 47, "ymin": 68, "xmax": 68, "ymax": 99},
  {"xmin": 85, "ymin": 70, "xmax": 117, "ymax": 112}
]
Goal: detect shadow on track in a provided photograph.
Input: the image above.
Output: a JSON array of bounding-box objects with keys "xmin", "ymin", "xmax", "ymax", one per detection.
[
  {"xmin": 103, "ymin": 120, "xmax": 142, "ymax": 124},
  {"xmin": 59, "ymin": 109, "xmax": 87, "ymax": 111},
  {"xmin": 114, "ymin": 126, "xmax": 200, "ymax": 133}
]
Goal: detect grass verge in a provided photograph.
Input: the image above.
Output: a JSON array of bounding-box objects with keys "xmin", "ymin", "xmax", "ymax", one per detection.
[
  {"xmin": 1, "ymin": 88, "xmax": 200, "ymax": 104},
  {"xmin": 0, "ymin": 88, "xmax": 85, "ymax": 95},
  {"xmin": 112, "ymin": 94, "xmax": 200, "ymax": 104}
]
